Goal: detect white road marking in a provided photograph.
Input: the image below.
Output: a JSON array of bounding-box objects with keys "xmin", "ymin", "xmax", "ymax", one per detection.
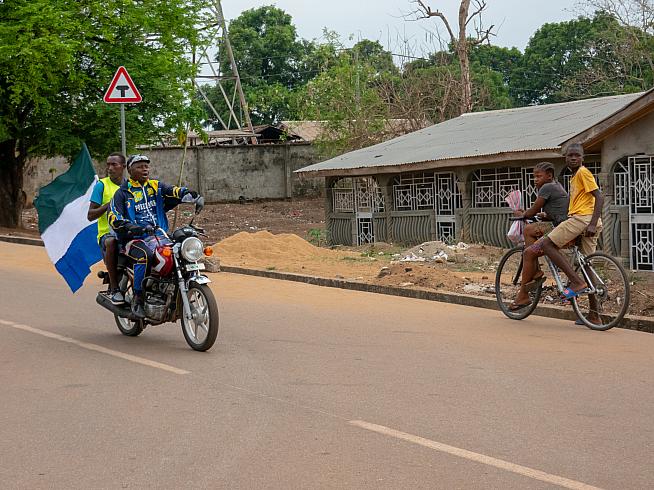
[
  {"xmin": 349, "ymin": 420, "xmax": 604, "ymax": 490},
  {"xmin": 1, "ymin": 320, "xmax": 190, "ymax": 375}
]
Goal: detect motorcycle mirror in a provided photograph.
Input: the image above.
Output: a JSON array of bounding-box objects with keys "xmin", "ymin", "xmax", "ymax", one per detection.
[{"xmin": 195, "ymin": 196, "xmax": 205, "ymax": 214}]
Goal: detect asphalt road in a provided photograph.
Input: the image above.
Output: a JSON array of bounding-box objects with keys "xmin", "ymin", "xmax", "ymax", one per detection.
[{"xmin": 1, "ymin": 242, "xmax": 653, "ymax": 489}]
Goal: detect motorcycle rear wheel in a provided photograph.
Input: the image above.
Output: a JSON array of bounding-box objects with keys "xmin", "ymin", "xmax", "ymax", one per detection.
[
  {"xmin": 115, "ymin": 315, "xmax": 144, "ymax": 337},
  {"xmin": 114, "ymin": 286, "xmax": 144, "ymax": 337},
  {"xmin": 181, "ymin": 284, "xmax": 219, "ymax": 352}
]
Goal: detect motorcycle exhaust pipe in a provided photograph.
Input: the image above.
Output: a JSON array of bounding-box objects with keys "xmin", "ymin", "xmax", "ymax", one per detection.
[{"xmin": 96, "ymin": 293, "xmax": 138, "ymax": 321}]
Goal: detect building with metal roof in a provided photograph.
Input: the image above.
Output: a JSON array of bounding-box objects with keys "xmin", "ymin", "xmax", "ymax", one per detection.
[{"xmin": 296, "ymin": 89, "xmax": 654, "ymax": 271}]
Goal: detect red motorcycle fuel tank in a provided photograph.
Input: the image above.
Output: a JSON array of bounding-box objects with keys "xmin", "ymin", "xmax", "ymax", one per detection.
[{"xmin": 152, "ymin": 245, "xmax": 174, "ymax": 276}]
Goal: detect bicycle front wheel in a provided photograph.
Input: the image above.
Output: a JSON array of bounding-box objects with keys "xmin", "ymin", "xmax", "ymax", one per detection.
[
  {"xmin": 571, "ymin": 252, "xmax": 630, "ymax": 331},
  {"xmin": 495, "ymin": 246, "xmax": 542, "ymax": 320}
]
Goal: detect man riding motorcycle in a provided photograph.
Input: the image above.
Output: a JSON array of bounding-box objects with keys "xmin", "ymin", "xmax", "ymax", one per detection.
[{"xmin": 108, "ymin": 154, "xmax": 200, "ymax": 319}]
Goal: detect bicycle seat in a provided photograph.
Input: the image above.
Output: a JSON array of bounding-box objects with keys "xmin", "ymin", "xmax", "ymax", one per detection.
[{"xmin": 560, "ymin": 236, "xmax": 583, "ymax": 249}]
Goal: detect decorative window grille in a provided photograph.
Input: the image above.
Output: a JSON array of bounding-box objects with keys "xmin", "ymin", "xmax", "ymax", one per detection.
[
  {"xmin": 627, "ymin": 155, "xmax": 654, "ymax": 271},
  {"xmin": 560, "ymin": 161, "xmax": 601, "ymax": 194},
  {"xmin": 357, "ymin": 217, "xmax": 375, "ymax": 245},
  {"xmin": 434, "ymin": 172, "xmax": 462, "ymax": 215},
  {"xmin": 393, "ymin": 172, "xmax": 461, "ymax": 212},
  {"xmin": 630, "ymin": 156, "xmax": 654, "ymax": 215},
  {"xmin": 332, "ymin": 178, "xmax": 354, "ymax": 213},
  {"xmin": 632, "ymin": 223, "xmax": 654, "ymax": 271},
  {"xmin": 437, "ymin": 222, "xmax": 456, "ymax": 243},
  {"xmin": 472, "ymin": 167, "xmax": 526, "ymax": 208},
  {"xmin": 393, "ymin": 172, "xmax": 435, "ymax": 211},
  {"xmin": 354, "ymin": 177, "xmax": 384, "ymax": 213},
  {"xmin": 614, "ymin": 161, "xmax": 629, "ymax": 206}
]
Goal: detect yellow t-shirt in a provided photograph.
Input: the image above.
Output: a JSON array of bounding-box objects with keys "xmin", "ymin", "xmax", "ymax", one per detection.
[{"xmin": 568, "ymin": 166, "xmax": 599, "ymax": 216}]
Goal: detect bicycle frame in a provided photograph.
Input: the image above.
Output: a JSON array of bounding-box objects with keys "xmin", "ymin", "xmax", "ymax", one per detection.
[{"xmin": 541, "ymin": 247, "xmax": 600, "ymax": 297}]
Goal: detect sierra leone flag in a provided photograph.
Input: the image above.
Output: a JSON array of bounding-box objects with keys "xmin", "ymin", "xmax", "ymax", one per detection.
[{"xmin": 34, "ymin": 144, "xmax": 102, "ymax": 292}]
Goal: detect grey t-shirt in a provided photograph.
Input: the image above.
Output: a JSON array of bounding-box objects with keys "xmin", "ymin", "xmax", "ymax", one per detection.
[{"xmin": 538, "ymin": 182, "xmax": 569, "ymax": 225}]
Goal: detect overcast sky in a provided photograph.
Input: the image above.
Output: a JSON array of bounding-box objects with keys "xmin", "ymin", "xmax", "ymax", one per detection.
[{"xmin": 222, "ymin": 0, "xmax": 578, "ymax": 54}]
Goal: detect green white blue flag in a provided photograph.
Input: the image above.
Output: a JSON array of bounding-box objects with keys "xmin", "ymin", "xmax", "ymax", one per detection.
[{"xmin": 34, "ymin": 144, "xmax": 102, "ymax": 292}]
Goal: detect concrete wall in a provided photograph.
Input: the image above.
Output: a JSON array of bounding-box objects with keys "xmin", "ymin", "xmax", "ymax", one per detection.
[
  {"xmin": 23, "ymin": 143, "xmax": 323, "ymax": 205},
  {"xmin": 601, "ymin": 110, "xmax": 654, "ymax": 172},
  {"xmin": 23, "ymin": 156, "xmax": 81, "ymax": 205}
]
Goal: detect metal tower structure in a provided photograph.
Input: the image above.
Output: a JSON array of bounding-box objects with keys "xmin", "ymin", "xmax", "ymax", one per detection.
[{"xmin": 195, "ymin": 0, "xmax": 257, "ymax": 144}]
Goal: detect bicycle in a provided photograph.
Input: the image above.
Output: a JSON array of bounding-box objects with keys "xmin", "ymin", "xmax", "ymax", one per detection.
[{"xmin": 495, "ymin": 217, "xmax": 630, "ymax": 330}]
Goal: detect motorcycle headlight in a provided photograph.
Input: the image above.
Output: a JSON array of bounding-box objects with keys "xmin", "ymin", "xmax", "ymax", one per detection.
[{"xmin": 180, "ymin": 237, "xmax": 204, "ymax": 262}]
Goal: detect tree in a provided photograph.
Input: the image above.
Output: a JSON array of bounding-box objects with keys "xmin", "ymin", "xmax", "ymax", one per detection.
[
  {"xmin": 299, "ymin": 50, "xmax": 391, "ymax": 157},
  {"xmin": 410, "ymin": 0, "xmax": 495, "ymax": 114},
  {"xmin": 0, "ymin": 0, "xmax": 206, "ymax": 227},
  {"xmin": 351, "ymin": 39, "xmax": 399, "ymax": 77},
  {"xmin": 576, "ymin": 0, "xmax": 654, "ymax": 33},
  {"xmin": 380, "ymin": 54, "xmax": 512, "ymax": 128},
  {"xmin": 512, "ymin": 12, "xmax": 654, "ymax": 105},
  {"xmin": 204, "ymin": 6, "xmax": 317, "ymax": 125},
  {"xmin": 469, "ymin": 44, "xmax": 522, "ymax": 87}
]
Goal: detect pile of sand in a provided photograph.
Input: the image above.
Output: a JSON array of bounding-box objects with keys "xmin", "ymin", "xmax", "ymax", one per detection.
[{"xmin": 214, "ymin": 231, "xmax": 354, "ymax": 262}]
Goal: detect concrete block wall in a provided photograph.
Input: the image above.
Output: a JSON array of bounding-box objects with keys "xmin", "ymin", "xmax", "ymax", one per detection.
[{"xmin": 23, "ymin": 143, "xmax": 323, "ymax": 205}]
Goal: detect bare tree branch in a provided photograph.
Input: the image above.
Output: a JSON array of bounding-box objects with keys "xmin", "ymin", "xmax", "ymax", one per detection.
[
  {"xmin": 466, "ymin": 0, "xmax": 487, "ymax": 27},
  {"xmin": 410, "ymin": 0, "xmax": 456, "ymax": 43}
]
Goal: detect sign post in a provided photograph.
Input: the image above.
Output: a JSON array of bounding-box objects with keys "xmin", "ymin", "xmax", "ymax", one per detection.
[{"xmin": 103, "ymin": 66, "xmax": 142, "ymax": 156}]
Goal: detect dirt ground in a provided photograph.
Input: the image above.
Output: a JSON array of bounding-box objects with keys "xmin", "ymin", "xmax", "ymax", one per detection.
[{"xmin": 4, "ymin": 198, "xmax": 654, "ymax": 317}]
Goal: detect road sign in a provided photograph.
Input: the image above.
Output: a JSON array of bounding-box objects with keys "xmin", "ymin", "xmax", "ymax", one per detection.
[{"xmin": 103, "ymin": 66, "xmax": 142, "ymax": 104}]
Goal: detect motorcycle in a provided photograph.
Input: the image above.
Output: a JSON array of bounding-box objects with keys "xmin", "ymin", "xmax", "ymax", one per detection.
[{"xmin": 96, "ymin": 196, "xmax": 219, "ymax": 351}]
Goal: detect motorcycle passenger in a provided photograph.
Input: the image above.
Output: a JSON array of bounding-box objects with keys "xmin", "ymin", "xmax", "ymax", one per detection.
[
  {"xmin": 88, "ymin": 152, "xmax": 127, "ymax": 305},
  {"xmin": 108, "ymin": 154, "xmax": 199, "ymax": 319}
]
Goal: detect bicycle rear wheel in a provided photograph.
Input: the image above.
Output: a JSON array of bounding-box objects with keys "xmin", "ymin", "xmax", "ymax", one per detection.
[
  {"xmin": 495, "ymin": 246, "xmax": 542, "ymax": 320},
  {"xmin": 571, "ymin": 252, "xmax": 630, "ymax": 331}
]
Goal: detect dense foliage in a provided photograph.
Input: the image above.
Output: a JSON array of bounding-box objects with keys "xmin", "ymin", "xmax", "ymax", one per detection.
[
  {"xmin": 3, "ymin": 1, "xmax": 654, "ymax": 225},
  {"xmin": 0, "ymin": 0, "xmax": 207, "ymax": 226}
]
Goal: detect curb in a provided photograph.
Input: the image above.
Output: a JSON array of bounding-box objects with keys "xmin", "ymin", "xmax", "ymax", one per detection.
[
  {"xmin": 2, "ymin": 235, "xmax": 652, "ymax": 333},
  {"xmin": 0, "ymin": 234, "xmax": 44, "ymax": 247},
  {"xmin": 220, "ymin": 265, "xmax": 654, "ymax": 334}
]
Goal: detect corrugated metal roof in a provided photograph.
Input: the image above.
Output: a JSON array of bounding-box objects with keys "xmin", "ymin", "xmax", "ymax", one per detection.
[
  {"xmin": 297, "ymin": 92, "xmax": 645, "ymax": 174},
  {"xmin": 280, "ymin": 119, "xmax": 418, "ymax": 142}
]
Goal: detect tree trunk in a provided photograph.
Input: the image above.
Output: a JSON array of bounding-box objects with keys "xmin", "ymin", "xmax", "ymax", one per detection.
[
  {"xmin": 0, "ymin": 139, "xmax": 25, "ymax": 228},
  {"xmin": 457, "ymin": 0, "xmax": 473, "ymax": 114}
]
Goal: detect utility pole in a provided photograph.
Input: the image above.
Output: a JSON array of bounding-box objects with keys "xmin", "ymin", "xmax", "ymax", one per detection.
[{"xmin": 195, "ymin": 0, "xmax": 257, "ymax": 144}]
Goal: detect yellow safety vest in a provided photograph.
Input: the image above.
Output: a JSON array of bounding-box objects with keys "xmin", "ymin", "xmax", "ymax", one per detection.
[{"xmin": 97, "ymin": 177, "xmax": 121, "ymax": 244}]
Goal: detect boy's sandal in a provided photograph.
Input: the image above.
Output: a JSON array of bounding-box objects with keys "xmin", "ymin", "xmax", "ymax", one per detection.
[
  {"xmin": 560, "ymin": 287, "xmax": 591, "ymax": 300},
  {"xmin": 524, "ymin": 274, "xmax": 546, "ymax": 292},
  {"xmin": 508, "ymin": 302, "xmax": 532, "ymax": 311}
]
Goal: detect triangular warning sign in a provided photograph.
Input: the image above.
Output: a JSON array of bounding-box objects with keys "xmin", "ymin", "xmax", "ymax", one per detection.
[{"xmin": 103, "ymin": 66, "xmax": 142, "ymax": 103}]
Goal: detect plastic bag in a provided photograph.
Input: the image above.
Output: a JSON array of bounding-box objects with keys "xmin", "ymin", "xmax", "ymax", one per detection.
[
  {"xmin": 506, "ymin": 220, "xmax": 524, "ymax": 245},
  {"xmin": 505, "ymin": 190, "xmax": 524, "ymax": 245}
]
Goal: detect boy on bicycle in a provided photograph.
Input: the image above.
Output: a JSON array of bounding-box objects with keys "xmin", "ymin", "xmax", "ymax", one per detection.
[
  {"xmin": 509, "ymin": 162, "xmax": 568, "ymax": 311},
  {"xmin": 521, "ymin": 143, "xmax": 604, "ymax": 323}
]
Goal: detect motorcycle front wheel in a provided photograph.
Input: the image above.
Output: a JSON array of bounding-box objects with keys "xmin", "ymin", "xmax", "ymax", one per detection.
[{"xmin": 181, "ymin": 284, "xmax": 219, "ymax": 351}]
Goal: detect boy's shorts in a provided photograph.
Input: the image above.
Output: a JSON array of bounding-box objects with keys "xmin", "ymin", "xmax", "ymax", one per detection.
[
  {"xmin": 547, "ymin": 215, "xmax": 603, "ymax": 255},
  {"xmin": 528, "ymin": 221, "xmax": 554, "ymax": 237}
]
